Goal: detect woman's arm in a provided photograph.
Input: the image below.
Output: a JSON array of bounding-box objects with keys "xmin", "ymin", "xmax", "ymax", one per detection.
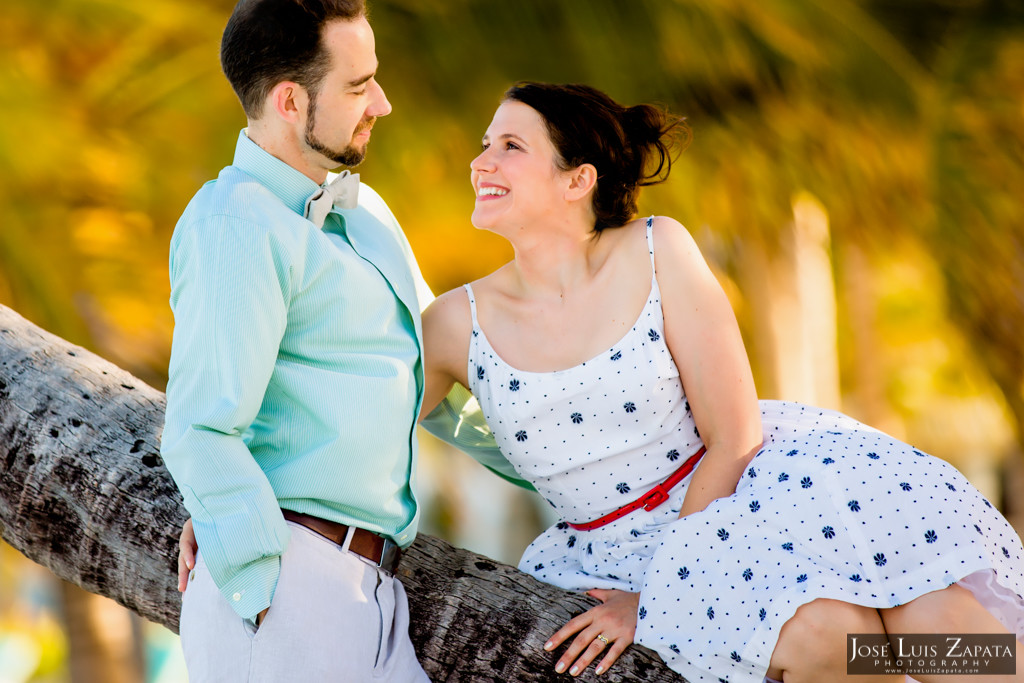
[
  {"xmin": 543, "ymin": 219, "xmax": 763, "ymax": 678},
  {"xmin": 653, "ymin": 217, "xmax": 763, "ymax": 517},
  {"xmin": 420, "ymin": 287, "xmax": 473, "ymax": 421}
]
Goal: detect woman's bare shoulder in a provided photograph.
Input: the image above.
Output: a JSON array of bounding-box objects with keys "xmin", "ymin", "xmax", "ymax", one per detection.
[
  {"xmin": 424, "ymin": 263, "xmax": 513, "ymax": 340},
  {"xmin": 612, "ymin": 214, "xmax": 693, "ymax": 252},
  {"xmin": 649, "ymin": 214, "xmax": 695, "ymax": 244},
  {"xmin": 647, "ymin": 215, "xmax": 707, "ymax": 270},
  {"xmin": 424, "ymin": 286, "xmax": 471, "ymax": 336},
  {"xmin": 422, "ymin": 286, "xmax": 475, "ymax": 391}
]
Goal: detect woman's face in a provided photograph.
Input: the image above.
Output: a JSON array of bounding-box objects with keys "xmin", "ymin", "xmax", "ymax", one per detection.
[{"xmin": 469, "ymin": 101, "xmax": 569, "ymax": 233}]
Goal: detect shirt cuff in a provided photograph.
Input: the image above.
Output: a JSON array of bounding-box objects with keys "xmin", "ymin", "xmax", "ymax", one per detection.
[{"xmin": 218, "ymin": 554, "xmax": 281, "ymax": 622}]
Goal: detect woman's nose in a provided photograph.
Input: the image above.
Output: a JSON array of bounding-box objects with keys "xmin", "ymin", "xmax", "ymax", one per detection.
[{"xmin": 470, "ymin": 150, "xmax": 492, "ymax": 173}]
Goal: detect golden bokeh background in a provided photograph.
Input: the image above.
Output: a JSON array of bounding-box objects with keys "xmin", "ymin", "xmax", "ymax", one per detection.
[{"xmin": 1, "ymin": 0, "xmax": 1023, "ymax": 680}]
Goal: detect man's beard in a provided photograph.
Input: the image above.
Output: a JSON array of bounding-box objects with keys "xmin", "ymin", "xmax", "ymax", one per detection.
[{"xmin": 304, "ymin": 92, "xmax": 373, "ymax": 168}]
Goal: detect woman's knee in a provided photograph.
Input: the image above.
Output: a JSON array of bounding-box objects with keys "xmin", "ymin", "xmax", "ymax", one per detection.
[
  {"xmin": 791, "ymin": 599, "xmax": 883, "ymax": 641},
  {"xmin": 770, "ymin": 599, "xmax": 885, "ymax": 680}
]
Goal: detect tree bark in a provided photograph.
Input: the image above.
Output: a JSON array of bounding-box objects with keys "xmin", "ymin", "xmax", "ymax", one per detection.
[{"xmin": 0, "ymin": 303, "xmax": 686, "ymax": 682}]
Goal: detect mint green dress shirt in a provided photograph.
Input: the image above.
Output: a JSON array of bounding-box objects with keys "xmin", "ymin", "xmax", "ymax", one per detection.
[{"xmin": 163, "ymin": 131, "xmax": 439, "ymax": 621}]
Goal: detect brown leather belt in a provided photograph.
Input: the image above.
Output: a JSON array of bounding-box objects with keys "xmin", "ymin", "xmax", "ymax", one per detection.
[{"xmin": 282, "ymin": 510, "xmax": 401, "ymax": 574}]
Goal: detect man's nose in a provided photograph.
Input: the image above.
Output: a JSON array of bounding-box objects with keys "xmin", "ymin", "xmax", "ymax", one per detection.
[{"xmin": 368, "ymin": 80, "xmax": 391, "ymax": 118}]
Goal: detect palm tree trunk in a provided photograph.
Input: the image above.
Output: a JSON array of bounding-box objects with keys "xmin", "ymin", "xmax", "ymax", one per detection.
[{"xmin": 0, "ymin": 302, "xmax": 685, "ymax": 682}]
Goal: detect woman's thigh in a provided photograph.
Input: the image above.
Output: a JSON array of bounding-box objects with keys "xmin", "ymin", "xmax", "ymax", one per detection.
[{"xmin": 879, "ymin": 584, "xmax": 1023, "ymax": 683}]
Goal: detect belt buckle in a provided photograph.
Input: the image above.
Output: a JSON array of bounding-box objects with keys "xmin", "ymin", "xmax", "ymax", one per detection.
[
  {"xmin": 377, "ymin": 537, "xmax": 400, "ymax": 574},
  {"xmin": 641, "ymin": 488, "xmax": 669, "ymax": 511}
]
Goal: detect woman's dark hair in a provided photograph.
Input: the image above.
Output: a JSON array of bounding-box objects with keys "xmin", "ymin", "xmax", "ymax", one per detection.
[
  {"xmin": 503, "ymin": 82, "xmax": 690, "ymax": 232},
  {"xmin": 221, "ymin": 0, "xmax": 366, "ymax": 119}
]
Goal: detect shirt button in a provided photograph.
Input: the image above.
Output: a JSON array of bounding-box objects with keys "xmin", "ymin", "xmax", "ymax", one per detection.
[{"xmin": 232, "ymin": 592, "xmax": 241, "ymax": 602}]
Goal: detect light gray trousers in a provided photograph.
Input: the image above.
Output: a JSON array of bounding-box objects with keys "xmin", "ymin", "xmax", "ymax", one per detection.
[{"xmin": 180, "ymin": 521, "xmax": 430, "ymax": 682}]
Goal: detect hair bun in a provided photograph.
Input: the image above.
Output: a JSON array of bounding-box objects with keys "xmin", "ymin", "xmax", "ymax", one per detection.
[
  {"xmin": 503, "ymin": 82, "xmax": 690, "ymax": 230},
  {"xmin": 622, "ymin": 105, "xmax": 664, "ymax": 145}
]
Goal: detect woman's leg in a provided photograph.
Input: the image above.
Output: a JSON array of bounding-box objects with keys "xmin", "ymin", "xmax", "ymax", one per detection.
[
  {"xmin": 767, "ymin": 598, "xmax": 902, "ymax": 683},
  {"xmin": 880, "ymin": 584, "xmax": 1023, "ymax": 683}
]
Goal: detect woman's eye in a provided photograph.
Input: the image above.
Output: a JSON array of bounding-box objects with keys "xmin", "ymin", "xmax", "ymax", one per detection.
[
  {"xmin": 506, "ymin": 141, "xmax": 520, "ymax": 150},
  {"xmin": 480, "ymin": 143, "xmax": 490, "ymax": 151}
]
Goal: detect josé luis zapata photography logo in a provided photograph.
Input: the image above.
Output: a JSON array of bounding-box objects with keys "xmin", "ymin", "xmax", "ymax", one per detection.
[{"xmin": 848, "ymin": 633, "xmax": 1017, "ymax": 676}]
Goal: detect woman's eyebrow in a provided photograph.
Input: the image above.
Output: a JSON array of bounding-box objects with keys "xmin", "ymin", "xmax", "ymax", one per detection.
[{"xmin": 482, "ymin": 133, "xmax": 529, "ymax": 147}]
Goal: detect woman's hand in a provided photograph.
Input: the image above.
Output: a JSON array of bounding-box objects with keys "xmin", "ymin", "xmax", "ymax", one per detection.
[
  {"xmin": 177, "ymin": 517, "xmax": 198, "ymax": 592},
  {"xmin": 545, "ymin": 589, "xmax": 639, "ymax": 676}
]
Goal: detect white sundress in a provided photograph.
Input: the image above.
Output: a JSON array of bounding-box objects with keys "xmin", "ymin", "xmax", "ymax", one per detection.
[{"xmin": 464, "ymin": 218, "xmax": 1024, "ymax": 683}]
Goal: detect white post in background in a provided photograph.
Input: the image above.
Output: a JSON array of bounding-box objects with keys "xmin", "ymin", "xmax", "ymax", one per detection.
[{"xmin": 765, "ymin": 192, "xmax": 841, "ymax": 409}]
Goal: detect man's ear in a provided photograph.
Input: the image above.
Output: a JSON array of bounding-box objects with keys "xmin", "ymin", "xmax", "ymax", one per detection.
[
  {"xmin": 266, "ymin": 81, "xmax": 307, "ymax": 124},
  {"xmin": 565, "ymin": 163, "xmax": 598, "ymax": 202}
]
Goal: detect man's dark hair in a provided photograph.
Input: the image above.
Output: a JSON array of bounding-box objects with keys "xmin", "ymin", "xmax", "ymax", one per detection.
[{"xmin": 221, "ymin": 0, "xmax": 367, "ymax": 119}]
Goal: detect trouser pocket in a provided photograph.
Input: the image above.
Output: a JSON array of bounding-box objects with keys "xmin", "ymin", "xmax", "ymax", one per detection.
[
  {"xmin": 179, "ymin": 552, "xmax": 254, "ymax": 682},
  {"xmin": 242, "ymin": 524, "xmax": 390, "ymax": 680},
  {"xmin": 372, "ymin": 570, "xmax": 398, "ymax": 674},
  {"xmin": 373, "ymin": 573, "xmax": 385, "ymax": 669}
]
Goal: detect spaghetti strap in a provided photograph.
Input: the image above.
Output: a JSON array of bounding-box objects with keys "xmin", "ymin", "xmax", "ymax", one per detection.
[
  {"xmin": 463, "ymin": 283, "xmax": 479, "ymax": 327},
  {"xmin": 645, "ymin": 216, "xmax": 657, "ymax": 273}
]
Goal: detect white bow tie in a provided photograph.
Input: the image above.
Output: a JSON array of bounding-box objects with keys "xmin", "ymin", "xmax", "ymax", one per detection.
[{"xmin": 304, "ymin": 171, "xmax": 359, "ymax": 227}]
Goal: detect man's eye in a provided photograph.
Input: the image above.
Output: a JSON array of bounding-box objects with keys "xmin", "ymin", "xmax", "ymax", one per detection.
[{"xmin": 351, "ymin": 88, "xmax": 367, "ymax": 96}]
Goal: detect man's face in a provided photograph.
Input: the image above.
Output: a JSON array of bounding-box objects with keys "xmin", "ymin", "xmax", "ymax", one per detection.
[{"xmin": 303, "ymin": 17, "xmax": 391, "ymax": 169}]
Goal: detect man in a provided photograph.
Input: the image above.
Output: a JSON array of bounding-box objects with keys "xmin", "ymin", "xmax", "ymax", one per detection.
[{"xmin": 162, "ymin": 0, "xmax": 489, "ymax": 679}]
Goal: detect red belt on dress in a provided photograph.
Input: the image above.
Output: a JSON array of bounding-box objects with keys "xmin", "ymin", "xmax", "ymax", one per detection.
[{"xmin": 566, "ymin": 446, "xmax": 706, "ymax": 531}]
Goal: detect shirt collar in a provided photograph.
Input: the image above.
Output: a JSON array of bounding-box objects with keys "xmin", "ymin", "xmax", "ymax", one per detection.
[{"xmin": 231, "ymin": 129, "xmax": 322, "ymax": 216}]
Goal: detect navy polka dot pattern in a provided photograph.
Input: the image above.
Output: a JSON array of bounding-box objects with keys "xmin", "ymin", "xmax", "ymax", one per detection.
[
  {"xmin": 465, "ymin": 219, "xmax": 701, "ymax": 524},
  {"xmin": 464, "ymin": 219, "xmax": 1024, "ymax": 683},
  {"xmin": 636, "ymin": 403, "xmax": 1024, "ymax": 681}
]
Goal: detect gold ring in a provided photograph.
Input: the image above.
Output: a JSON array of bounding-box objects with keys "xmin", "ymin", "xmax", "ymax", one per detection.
[{"xmin": 596, "ymin": 634, "xmax": 609, "ymax": 645}]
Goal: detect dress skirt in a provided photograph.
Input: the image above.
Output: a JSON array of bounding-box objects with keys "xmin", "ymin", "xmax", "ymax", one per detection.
[{"xmin": 519, "ymin": 401, "xmax": 1024, "ymax": 683}]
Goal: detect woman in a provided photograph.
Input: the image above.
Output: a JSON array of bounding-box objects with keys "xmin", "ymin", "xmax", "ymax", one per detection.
[
  {"xmin": 182, "ymin": 83, "xmax": 1024, "ymax": 682},
  {"xmin": 419, "ymin": 82, "xmax": 1023, "ymax": 682}
]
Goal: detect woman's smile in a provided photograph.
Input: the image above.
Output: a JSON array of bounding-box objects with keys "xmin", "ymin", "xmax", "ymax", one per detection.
[{"xmin": 476, "ymin": 182, "xmax": 510, "ymax": 201}]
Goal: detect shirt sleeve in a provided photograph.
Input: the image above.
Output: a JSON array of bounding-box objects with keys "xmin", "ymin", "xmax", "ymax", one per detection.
[
  {"xmin": 161, "ymin": 216, "xmax": 293, "ymax": 622},
  {"xmin": 420, "ymin": 383, "xmax": 536, "ymax": 491}
]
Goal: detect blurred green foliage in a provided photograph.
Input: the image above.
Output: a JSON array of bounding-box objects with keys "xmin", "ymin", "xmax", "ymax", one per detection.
[
  {"xmin": 3, "ymin": 0, "xmax": 1022, "ymax": 409},
  {"xmin": 1, "ymin": 1, "xmax": 1023, "ymax": 679}
]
